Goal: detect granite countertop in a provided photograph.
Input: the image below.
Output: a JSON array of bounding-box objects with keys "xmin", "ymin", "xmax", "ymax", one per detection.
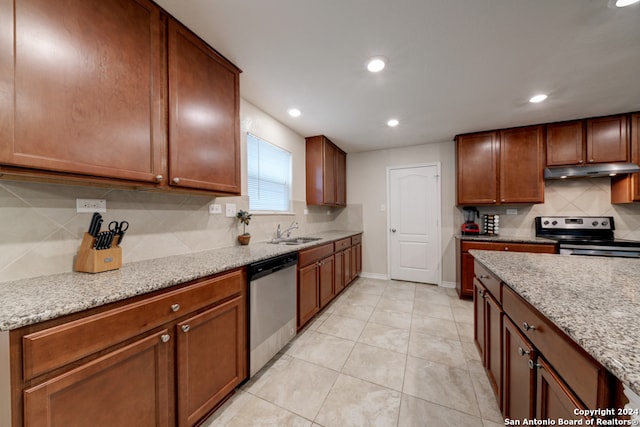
[
  {"xmin": 470, "ymin": 249, "xmax": 640, "ymax": 396},
  {"xmin": 0, "ymin": 230, "xmax": 362, "ymax": 332},
  {"xmin": 457, "ymin": 233, "xmax": 557, "ymax": 244}
]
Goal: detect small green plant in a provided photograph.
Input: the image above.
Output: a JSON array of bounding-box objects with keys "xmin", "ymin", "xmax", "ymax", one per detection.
[{"xmin": 236, "ymin": 210, "xmax": 252, "ymax": 236}]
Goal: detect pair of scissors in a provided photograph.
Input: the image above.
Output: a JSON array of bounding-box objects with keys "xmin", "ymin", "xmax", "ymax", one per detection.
[{"xmin": 108, "ymin": 221, "xmax": 129, "ymax": 246}]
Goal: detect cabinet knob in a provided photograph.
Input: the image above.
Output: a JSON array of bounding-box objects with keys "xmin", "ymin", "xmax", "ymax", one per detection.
[
  {"xmin": 518, "ymin": 347, "xmax": 530, "ymax": 357},
  {"xmin": 523, "ymin": 322, "xmax": 536, "ymax": 331},
  {"xmin": 589, "ymin": 159, "xmax": 594, "ymax": 163},
  {"xmin": 528, "ymin": 359, "xmax": 542, "ymax": 370},
  {"xmin": 504, "ymin": 247, "xmax": 509, "ymax": 251},
  {"xmin": 173, "ymin": 177, "xmax": 180, "ymax": 184},
  {"xmin": 161, "ymin": 334, "xmax": 170, "ymax": 343},
  {"xmin": 578, "ymin": 160, "xmax": 584, "ymax": 164},
  {"xmin": 181, "ymin": 325, "xmax": 190, "ymax": 333},
  {"xmin": 155, "ymin": 175, "xmax": 163, "ymax": 182},
  {"xmin": 479, "ymin": 274, "xmax": 490, "ymax": 279},
  {"xmin": 171, "ymin": 304, "xmax": 180, "ymax": 312},
  {"xmin": 492, "ymin": 200, "xmax": 497, "ymax": 203}
]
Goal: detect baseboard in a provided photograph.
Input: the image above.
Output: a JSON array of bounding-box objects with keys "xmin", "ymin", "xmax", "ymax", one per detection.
[
  {"xmin": 358, "ymin": 272, "xmax": 389, "ymax": 281},
  {"xmin": 440, "ymin": 280, "xmax": 456, "ymax": 289}
]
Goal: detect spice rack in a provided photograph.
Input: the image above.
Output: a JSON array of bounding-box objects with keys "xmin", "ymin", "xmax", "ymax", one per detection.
[{"xmin": 74, "ymin": 232, "xmax": 122, "ymax": 273}]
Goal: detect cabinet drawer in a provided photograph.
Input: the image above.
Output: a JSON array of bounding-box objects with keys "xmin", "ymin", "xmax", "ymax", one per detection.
[
  {"xmin": 351, "ymin": 234, "xmax": 362, "ymax": 245},
  {"xmin": 502, "ymin": 285, "xmax": 606, "ymax": 409},
  {"xmin": 334, "ymin": 238, "xmax": 351, "ymax": 251},
  {"xmin": 462, "ymin": 241, "xmax": 556, "ymax": 253},
  {"xmin": 474, "ymin": 261, "xmax": 501, "ymax": 302},
  {"xmin": 23, "ymin": 268, "xmax": 245, "ymax": 380},
  {"xmin": 298, "ymin": 243, "xmax": 334, "ymax": 267}
]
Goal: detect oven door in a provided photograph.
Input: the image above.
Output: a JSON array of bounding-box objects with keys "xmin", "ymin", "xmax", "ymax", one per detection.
[{"xmin": 560, "ymin": 244, "xmax": 640, "ymax": 258}]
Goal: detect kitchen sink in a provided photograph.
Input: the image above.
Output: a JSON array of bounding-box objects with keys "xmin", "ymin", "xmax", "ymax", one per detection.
[{"xmin": 270, "ymin": 237, "xmax": 322, "ymax": 245}]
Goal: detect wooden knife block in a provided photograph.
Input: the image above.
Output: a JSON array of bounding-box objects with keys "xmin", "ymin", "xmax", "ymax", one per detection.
[{"xmin": 74, "ymin": 232, "xmax": 122, "ymax": 273}]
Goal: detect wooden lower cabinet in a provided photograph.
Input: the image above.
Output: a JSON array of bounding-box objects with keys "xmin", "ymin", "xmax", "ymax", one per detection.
[
  {"xmin": 334, "ymin": 250, "xmax": 344, "ymax": 294},
  {"xmin": 502, "ymin": 316, "xmax": 535, "ymax": 420},
  {"xmin": 24, "ymin": 329, "xmax": 171, "ymax": 427},
  {"xmin": 536, "ymin": 358, "xmax": 588, "ymax": 421},
  {"xmin": 176, "ymin": 296, "xmax": 246, "ymax": 427},
  {"xmin": 318, "ymin": 255, "xmax": 335, "ymax": 309},
  {"xmin": 473, "ymin": 280, "xmax": 486, "ymax": 361},
  {"xmin": 298, "ymin": 262, "xmax": 320, "ymax": 329}
]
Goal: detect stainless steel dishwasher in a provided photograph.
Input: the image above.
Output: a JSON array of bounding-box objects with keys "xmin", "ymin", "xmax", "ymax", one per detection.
[{"xmin": 247, "ymin": 252, "xmax": 298, "ymax": 377}]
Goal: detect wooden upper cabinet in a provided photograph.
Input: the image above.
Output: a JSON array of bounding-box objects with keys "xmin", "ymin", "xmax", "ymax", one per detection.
[
  {"xmin": 586, "ymin": 114, "xmax": 629, "ymax": 163},
  {"xmin": 500, "ymin": 126, "xmax": 544, "ymax": 204},
  {"xmin": 306, "ymin": 135, "xmax": 347, "ymax": 206},
  {"xmin": 546, "ymin": 120, "xmax": 585, "ymax": 166},
  {"xmin": 0, "ymin": 0, "xmax": 165, "ymax": 182},
  {"xmin": 612, "ymin": 113, "xmax": 640, "ymax": 203},
  {"xmin": 456, "ymin": 131, "xmax": 499, "ymax": 205},
  {"xmin": 168, "ymin": 19, "xmax": 241, "ymax": 194}
]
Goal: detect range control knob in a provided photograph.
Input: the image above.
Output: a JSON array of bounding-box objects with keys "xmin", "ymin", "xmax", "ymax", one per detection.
[
  {"xmin": 543, "ymin": 221, "xmax": 549, "ymax": 226},
  {"xmin": 551, "ymin": 221, "xmax": 558, "ymax": 226},
  {"xmin": 592, "ymin": 221, "xmax": 599, "ymax": 227},
  {"xmin": 601, "ymin": 221, "xmax": 608, "ymax": 227}
]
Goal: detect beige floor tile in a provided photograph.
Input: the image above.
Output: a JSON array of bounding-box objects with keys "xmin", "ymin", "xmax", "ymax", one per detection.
[
  {"xmin": 408, "ymin": 331, "xmax": 467, "ymax": 369},
  {"xmin": 467, "ymin": 360, "xmax": 504, "ymax": 424},
  {"xmin": 414, "ymin": 288, "xmax": 451, "ymax": 306},
  {"xmin": 289, "ymin": 330, "xmax": 355, "ymax": 371},
  {"xmin": 456, "ymin": 320, "xmax": 475, "ymax": 343},
  {"xmin": 333, "ymin": 301, "xmax": 375, "ymax": 321},
  {"xmin": 342, "ymin": 343, "xmax": 407, "ymax": 391},
  {"xmin": 343, "ymin": 290, "xmax": 382, "ymax": 307},
  {"xmin": 403, "ymin": 355, "xmax": 480, "ymax": 417},
  {"xmin": 251, "ymin": 357, "xmax": 339, "ymax": 420},
  {"xmin": 461, "ymin": 339, "xmax": 482, "ymax": 363},
  {"xmin": 376, "ymin": 296, "xmax": 414, "ymax": 313},
  {"xmin": 411, "ymin": 315, "xmax": 460, "ymax": 341},
  {"xmin": 398, "ymin": 394, "xmax": 485, "ymax": 427},
  {"xmin": 316, "ymin": 313, "xmax": 367, "ymax": 341},
  {"xmin": 382, "ymin": 286, "xmax": 416, "ymax": 302},
  {"xmin": 315, "ymin": 374, "xmax": 401, "ymax": 427},
  {"xmin": 483, "ymin": 420, "xmax": 505, "ymax": 427},
  {"xmin": 452, "ymin": 305, "xmax": 475, "ymax": 323},
  {"xmin": 358, "ymin": 321, "xmax": 410, "ymax": 354},
  {"xmin": 413, "ymin": 301, "xmax": 455, "ymax": 320},
  {"xmin": 351, "ymin": 279, "xmax": 388, "ymax": 295},
  {"xmin": 368, "ymin": 307, "xmax": 412, "ymax": 330}
]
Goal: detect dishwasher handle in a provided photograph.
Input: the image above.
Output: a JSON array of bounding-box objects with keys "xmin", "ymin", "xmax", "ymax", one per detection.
[{"xmin": 248, "ymin": 253, "xmax": 298, "ymax": 281}]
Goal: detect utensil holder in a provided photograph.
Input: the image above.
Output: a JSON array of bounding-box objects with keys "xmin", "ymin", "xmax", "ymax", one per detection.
[{"xmin": 74, "ymin": 232, "xmax": 122, "ymax": 273}]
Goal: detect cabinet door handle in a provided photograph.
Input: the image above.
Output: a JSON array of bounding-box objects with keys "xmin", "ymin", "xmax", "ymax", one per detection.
[
  {"xmin": 161, "ymin": 334, "xmax": 170, "ymax": 343},
  {"xmin": 181, "ymin": 325, "xmax": 190, "ymax": 333},
  {"xmin": 528, "ymin": 359, "xmax": 542, "ymax": 370},
  {"xmin": 173, "ymin": 177, "xmax": 181, "ymax": 184},
  {"xmin": 523, "ymin": 322, "xmax": 536, "ymax": 331},
  {"xmin": 171, "ymin": 304, "xmax": 180, "ymax": 312},
  {"xmin": 479, "ymin": 274, "xmax": 490, "ymax": 279},
  {"xmin": 155, "ymin": 175, "xmax": 163, "ymax": 182},
  {"xmin": 518, "ymin": 347, "xmax": 530, "ymax": 357}
]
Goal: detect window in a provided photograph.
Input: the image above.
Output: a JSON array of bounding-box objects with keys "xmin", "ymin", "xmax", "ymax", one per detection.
[{"xmin": 247, "ymin": 133, "xmax": 292, "ymax": 212}]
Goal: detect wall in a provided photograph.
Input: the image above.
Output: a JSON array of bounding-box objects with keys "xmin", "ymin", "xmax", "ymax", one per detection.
[
  {"xmin": 347, "ymin": 141, "xmax": 457, "ymax": 286},
  {"xmin": 0, "ymin": 99, "xmax": 361, "ymax": 282}
]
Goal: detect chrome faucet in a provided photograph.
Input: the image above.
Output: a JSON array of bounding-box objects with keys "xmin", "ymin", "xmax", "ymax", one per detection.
[{"xmin": 276, "ymin": 221, "xmax": 299, "ymax": 240}]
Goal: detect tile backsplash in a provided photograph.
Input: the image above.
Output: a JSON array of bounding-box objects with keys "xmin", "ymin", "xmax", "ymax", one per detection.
[
  {"xmin": 474, "ymin": 178, "xmax": 640, "ymax": 240},
  {"xmin": 0, "ymin": 181, "xmax": 362, "ymax": 282}
]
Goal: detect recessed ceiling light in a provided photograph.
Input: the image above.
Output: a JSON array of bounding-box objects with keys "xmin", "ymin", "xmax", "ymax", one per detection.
[
  {"xmin": 387, "ymin": 119, "xmax": 399, "ymax": 127},
  {"xmin": 616, "ymin": 0, "xmax": 640, "ymax": 6},
  {"xmin": 288, "ymin": 108, "xmax": 301, "ymax": 117},
  {"xmin": 366, "ymin": 57, "xmax": 386, "ymax": 73},
  {"xmin": 529, "ymin": 94, "xmax": 548, "ymax": 103}
]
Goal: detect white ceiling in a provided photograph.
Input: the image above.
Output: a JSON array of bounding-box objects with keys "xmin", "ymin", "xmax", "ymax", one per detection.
[{"xmin": 154, "ymin": 0, "xmax": 640, "ymax": 153}]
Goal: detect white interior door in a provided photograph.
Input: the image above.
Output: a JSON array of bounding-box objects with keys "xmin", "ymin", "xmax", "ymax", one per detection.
[{"xmin": 388, "ymin": 164, "xmax": 441, "ymax": 284}]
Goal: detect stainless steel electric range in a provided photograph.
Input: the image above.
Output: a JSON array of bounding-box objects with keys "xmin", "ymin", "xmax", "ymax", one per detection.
[{"xmin": 535, "ymin": 216, "xmax": 640, "ymax": 258}]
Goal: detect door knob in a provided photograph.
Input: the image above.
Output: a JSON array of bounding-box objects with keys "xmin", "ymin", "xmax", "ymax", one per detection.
[{"xmin": 391, "ymin": 229, "xmax": 396, "ymax": 233}]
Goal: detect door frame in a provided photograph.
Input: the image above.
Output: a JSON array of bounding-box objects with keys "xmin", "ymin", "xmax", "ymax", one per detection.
[{"xmin": 386, "ymin": 163, "xmax": 442, "ymax": 286}]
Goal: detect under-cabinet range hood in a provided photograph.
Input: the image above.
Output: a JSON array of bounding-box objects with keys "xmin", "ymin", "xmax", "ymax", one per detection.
[{"xmin": 544, "ymin": 163, "xmax": 640, "ymax": 179}]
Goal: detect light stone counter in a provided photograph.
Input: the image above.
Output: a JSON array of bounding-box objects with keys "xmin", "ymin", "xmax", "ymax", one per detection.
[
  {"xmin": 470, "ymin": 249, "xmax": 640, "ymax": 396},
  {"xmin": 0, "ymin": 230, "xmax": 362, "ymax": 331},
  {"xmin": 457, "ymin": 233, "xmax": 557, "ymax": 244}
]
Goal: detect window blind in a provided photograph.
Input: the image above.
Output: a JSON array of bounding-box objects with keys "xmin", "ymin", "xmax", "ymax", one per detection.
[{"xmin": 247, "ymin": 133, "xmax": 292, "ymax": 212}]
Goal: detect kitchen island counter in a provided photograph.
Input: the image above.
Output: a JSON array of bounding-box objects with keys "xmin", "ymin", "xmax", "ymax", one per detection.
[
  {"xmin": 0, "ymin": 230, "xmax": 362, "ymax": 331},
  {"xmin": 470, "ymin": 249, "xmax": 640, "ymax": 396},
  {"xmin": 457, "ymin": 233, "xmax": 556, "ymax": 244}
]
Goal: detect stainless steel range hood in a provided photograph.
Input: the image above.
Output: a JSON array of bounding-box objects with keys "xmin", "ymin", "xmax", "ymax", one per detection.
[{"xmin": 544, "ymin": 163, "xmax": 640, "ymax": 179}]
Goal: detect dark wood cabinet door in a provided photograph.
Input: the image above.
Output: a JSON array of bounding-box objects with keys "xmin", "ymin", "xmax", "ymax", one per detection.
[
  {"xmin": 2, "ymin": 0, "xmax": 165, "ymax": 182},
  {"xmin": 322, "ymin": 141, "xmax": 337, "ymax": 204},
  {"xmin": 546, "ymin": 121, "xmax": 585, "ymax": 166},
  {"xmin": 611, "ymin": 113, "xmax": 640, "ymax": 203},
  {"xmin": 343, "ymin": 247, "xmax": 353, "ymax": 286},
  {"xmin": 587, "ymin": 115, "xmax": 629, "ymax": 163},
  {"xmin": 503, "ymin": 316, "xmax": 535, "ymax": 420},
  {"xmin": 500, "ymin": 126, "xmax": 544, "ymax": 204},
  {"xmin": 298, "ymin": 263, "xmax": 319, "ymax": 329},
  {"xmin": 353, "ymin": 243, "xmax": 362, "ymax": 277},
  {"xmin": 536, "ymin": 358, "xmax": 588, "ymax": 421},
  {"xmin": 24, "ymin": 329, "xmax": 171, "ymax": 427},
  {"xmin": 318, "ymin": 255, "xmax": 335, "ymax": 309},
  {"xmin": 459, "ymin": 251, "xmax": 475, "ymax": 299},
  {"xmin": 176, "ymin": 295, "xmax": 247, "ymax": 427},
  {"xmin": 473, "ymin": 279, "xmax": 486, "ymax": 360},
  {"xmin": 335, "ymin": 148, "xmax": 347, "ymax": 206},
  {"xmin": 484, "ymin": 292, "xmax": 503, "ymax": 407},
  {"xmin": 168, "ymin": 19, "xmax": 240, "ymax": 194},
  {"xmin": 456, "ymin": 132, "xmax": 499, "ymax": 205},
  {"xmin": 334, "ymin": 251, "xmax": 345, "ymax": 294}
]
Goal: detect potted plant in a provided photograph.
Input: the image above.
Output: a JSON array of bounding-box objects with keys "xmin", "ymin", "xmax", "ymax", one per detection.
[{"xmin": 236, "ymin": 209, "xmax": 252, "ymax": 245}]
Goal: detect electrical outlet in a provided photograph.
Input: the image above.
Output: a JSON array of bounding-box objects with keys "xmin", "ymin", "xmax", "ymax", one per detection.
[
  {"xmin": 76, "ymin": 198, "xmax": 106, "ymax": 213},
  {"xmin": 303, "ymin": 208, "xmax": 309, "ymax": 215},
  {"xmin": 506, "ymin": 208, "xmax": 518, "ymax": 215},
  {"xmin": 225, "ymin": 203, "xmax": 237, "ymax": 217},
  {"xmin": 209, "ymin": 204, "xmax": 221, "ymax": 214}
]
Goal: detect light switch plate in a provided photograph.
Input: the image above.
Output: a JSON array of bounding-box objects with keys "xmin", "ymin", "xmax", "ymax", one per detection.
[
  {"xmin": 76, "ymin": 198, "xmax": 106, "ymax": 213},
  {"xmin": 209, "ymin": 204, "xmax": 221, "ymax": 214},
  {"xmin": 225, "ymin": 203, "xmax": 237, "ymax": 217},
  {"xmin": 506, "ymin": 208, "xmax": 518, "ymax": 215}
]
